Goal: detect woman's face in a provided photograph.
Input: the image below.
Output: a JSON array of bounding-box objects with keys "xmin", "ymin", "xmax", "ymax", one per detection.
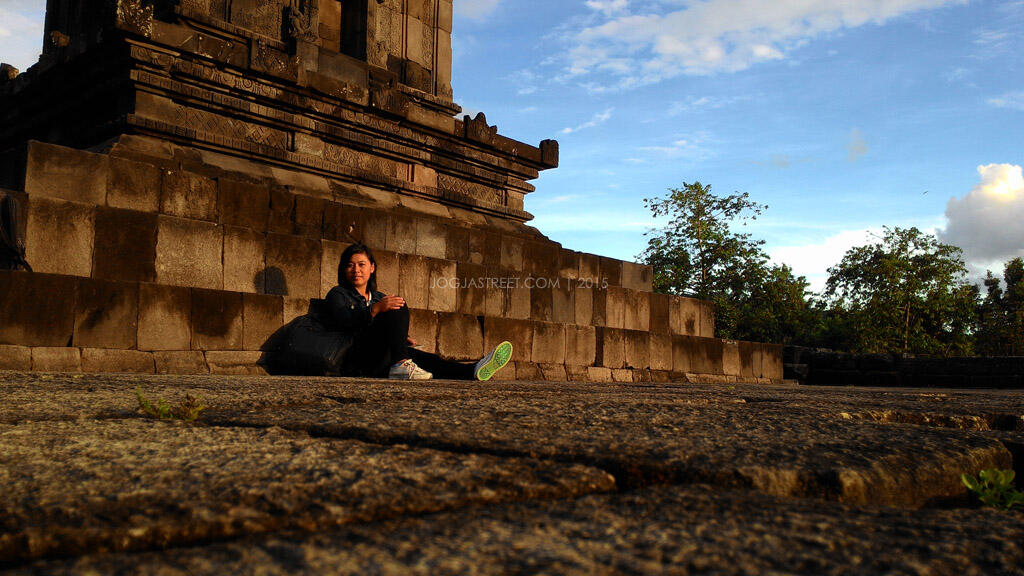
[{"xmin": 345, "ymin": 252, "xmax": 375, "ymax": 291}]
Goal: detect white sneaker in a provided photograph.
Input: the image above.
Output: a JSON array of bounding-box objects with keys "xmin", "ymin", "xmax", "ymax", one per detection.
[
  {"xmin": 474, "ymin": 341, "xmax": 513, "ymax": 381},
  {"xmin": 389, "ymin": 358, "xmax": 432, "ymax": 380}
]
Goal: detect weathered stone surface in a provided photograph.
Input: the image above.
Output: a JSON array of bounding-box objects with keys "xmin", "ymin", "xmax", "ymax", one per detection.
[
  {"xmin": 30, "ymin": 347, "xmax": 81, "ymax": 372},
  {"xmin": 531, "ymin": 322, "xmax": 565, "ymax": 365},
  {"xmin": 161, "ymin": 169, "xmax": 219, "ymax": 222},
  {"xmin": 565, "ymin": 325, "xmax": 597, "ymax": 367},
  {"xmin": 398, "ymin": 254, "xmax": 429, "ymax": 309},
  {"xmin": 25, "ymin": 197, "xmax": 95, "ymax": 277},
  {"xmin": 138, "ymin": 283, "xmax": 192, "ymax": 351},
  {"xmin": 0, "ymin": 272, "xmax": 77, "ymax": 347},
  {"xmin": 0, "ymin": 345, "xmax": 32, "ymax": 371},
  {"xmin": 25, "ymin": 142, "xmax": 109, "ymax": 205},
  {"xmin": 107, "ymin": 156, "xmax": 161, "ymax": 212},
  {"xmin": 92, "ymin": 207, "xmax": 158, "ymax": 283},
  {"xmin": 205, "ymin": 351, "xmax": 266, "ymax": 375},
  {"xmin": 264, "ymin": 233, "xmax": 321, "ymax": 298},
  {"xmin": 243, "ymin": 293, "xmax": 284, "ymax": 351},
  {"xmin": 218, "ymin": 179, "xmax": 270, "ymax": 231},
  {"xmin": 483, "ymin": 317, "xmax": 533, "ymax": 363},
  {"xmin": 190, "ymin": 289, "xmax": 244, "ymax": 350},
  {"xmin": 0, "ymin": 416, "xmax": 612, "ymax": 565},
  {"xmin": 154, "ymin": 351, "xmax": 209, "ymax": 375},
  {"xmin": 73, "ymin": 279, "xmax": 138, "ymax": 350},
  {"xmin": 81, "ymin": 348, "xmax": 155, "ymax": 373},
  {"xmin": 155, "ymin": 216, "xmax": 224, "ymax": 290},
  {"xmin": 223, "ymin": 226, "xmax": 266, "ymax": 293},
  {"xmin": 436, "ymin": 312, "xmax": 483, "ymax": 361},
  {"xmin": 426, "ymin": 258, "xmax": 456, "ymax": 313},
  {"xmin": 599, "ymin": 328, "xmax": 626, "ymax": 369},
  {"xmin": 408, "ymin": 308, "xmax": 438, "ymax": 354}
]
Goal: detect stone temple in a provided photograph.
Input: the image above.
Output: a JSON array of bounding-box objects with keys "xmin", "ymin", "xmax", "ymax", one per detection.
[{"xmin": 0, "ymin": 0, "xmax": 781, "ymax": 381}]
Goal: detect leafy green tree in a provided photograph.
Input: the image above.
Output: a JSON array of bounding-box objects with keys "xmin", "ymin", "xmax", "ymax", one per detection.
[
  {"xmin": 824, "ymin": 226, "xmax": 976, "ymax": 356},
  {"xmin": 641, "ymin": 182, "xmax": 819, "ymax": 342},
  {"xmin": 976, "ymin": 257, "xmax": 1024, "ymax": 356}
]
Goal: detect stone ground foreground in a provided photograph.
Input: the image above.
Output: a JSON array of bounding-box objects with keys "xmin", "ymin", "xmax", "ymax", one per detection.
[{"xmin": 2, "ymin": 373, "xmax": 1024, "ymax": 574}]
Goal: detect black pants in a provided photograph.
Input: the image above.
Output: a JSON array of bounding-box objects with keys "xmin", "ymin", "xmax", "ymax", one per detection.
[{"xmin": 342, "ymin": 306, "xmax": 475, "ymax": 380}]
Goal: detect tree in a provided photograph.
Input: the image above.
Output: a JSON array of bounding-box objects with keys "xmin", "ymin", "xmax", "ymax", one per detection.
[
  {"xmin": 823, "ymin": 226, "xmax": 976, "ymax": 356},
  {"xmin": 640, "ymin": 182, "xmax": 819, "ymax": 342},
  {"xmin": 976, "ymin": 257, "xmax": 1024, "ymax": 356}
]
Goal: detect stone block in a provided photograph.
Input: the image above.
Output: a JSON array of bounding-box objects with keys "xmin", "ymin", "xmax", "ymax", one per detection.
[
  {"xmin": 223, "ymin": 226, "xmax": 266, "ymax": 294},
  {"xmin": 605, "ymin": 287, "xmax": 626, "ymax": 329},
  {"xmin": 445, "ymin": 226, "xmax": 470, "ymax": 262},
  {"xmin": 578, "ymin": 253, "xmax": 599, "ymax": 283},
  {"xmin": 81, "ymin": 349, "xmax": 155, "ymax": 374},
  {"xmin": 0, "ymin": 345, "xmax": 32, "ymax": 371},
  {"xmin": 565, "ymin": 325, "xmax": 596, "ymax": 367},
  {"xmin": 107, "ymin": 156, "xmax": 161, "ymax": 212},
  {"xmin": 161, "ymin": 169, "xmax": 219, "ymax": 222},
  {"xmin": 428, "ymin": 258, "xmax": 457, "ymax": 313},
  {"xmin": 31, "ymin": 347, "xmax": 82, "ymax": 372},
  {"xmin": 191, "ymin": 288, "xmax": 244, "ymax": 350},
  {"xmin": 416, "ymin": 218, "xmax": 447, "ymax": 259},
  {"xmin": 507, "ymin": 285, "xmax": 531, "ymax": 320},
  {"xmin": 294, "ymin": 195, "xmax": 326, "ymax": 239},
  {"xmin": 538, "ymin": 363, "xmax": 567, "ymax": 381},
  {"xmin": 649, "ymin": 334, "xmax": 673, "ymax": 371},
  {"xmin": 500, "ymin": 235, "xmax": 523, "ymax": 270},
  {"xmin": 763, "ymin": 343, "xmax": 784, "ymax": 379},
  {"xmin": 322, "ymin": 202, "xmax": 341, "ymax": 241},
  {"xmin": 612, "ymin": 369, "xmax": 634, "ymax": 383},
  {"xmin": 515, "ymin": 361, "xmax": 543, "ymax": 381},
  {"xmin": 624, "ymin": 331, "xmax": 650, "ymax": 370},
  {"xmin": 672, "ymin": 336, "xmax": 694, "ymax": 374},
  {"xmin": 137, "ymin": 282, "xmax": 191, "ymax": 350},
  {"xmin": 565, "ymin": 364, "xmax": 589, "ymax": 382},
  {"xmin": 591, "ymin": 288, "xmax": 607, "ymax": 327},
  {"xmin": 467, "ymin": 228, "xmax": 486, "ymax": 265},
  {"xmin": 599, "ymin": 256, "xmax": 622, "ymax": 288},
  {"xmin": 558, "ymin": 249, "xmax": 579, "ymax": 280},
  {"xmin": 321, "ymin": 240, "xmax": 345, "ymax": 298},
  {"xmin": 552, "ymin": 283, "xmax": 574, "ymax": 324},
  {"xmin": 398, "ymin": 254, "xmax": 430, "ymax": 309},
  {"xmin": 483, "ymin": 317, "xmax": 533, "ymax": 363},
  {"xmin": 700, "ymin": 300, "xmax": 716, "ymax": 338},
  {"xmin": 438, "ymin": 0, "xmax": 453, "ymax": 32},
  {"xmin": 155, "ymin": 216, "xmax": 223, "ymax": 289},
  {"xmin": 530, "ymin": 286, "xmax": 553, "ymax": 323},
  {"xmin": 692, "ymin": 337, "xmax": 724, "ymax": 375},
  {"xmin": 531, "ymin": 322, "xmax": 566, "ymax": 365},
  {"xmin": 723, "ymin": 340, "xmax": 741, "ymax": 377},
  {"xmin": 0, "ymin": 272, "xmax": 77, "ymax": 347},
  {"xmin": 92, "ymin": 207, "xmax": 158, "ymax": 283},
  {"xmin": 265, "ymin": 233, "xmax": 322, "ymax": 298},
  {"xmin": 154, "ymin": 351, "xmax": 209, "ymax": 375},
  {"xmin": 523, "ymin": 241, "xmax": 558, "ymax": 277},
  {"xmin": 204, "ymin": 351, "xmax": 266, "ymax": 375},
  {"xmin": 73, "ymin": 279, "xmax": 138, "ymax": 349},
  {"xmin": 374, "ymin": 249, "xmax": 399, "ymax": 295},
  {"xmin": 244, "ymin": 293, "xmax": 284, "ymax": 351},
  {"xmin": 484, "ymin": 285, "xmax": 505, "ymax": 318},
  {"xmin": 622, "ymin": 261, "xmax": 653, "ymax": 292},
  {"xmin": 482, "ymin": 232, "xmax": 502, "ymax": 267},
  {"xmin": 218, "ymin": 179, "xmax": 269, "ymax": 231},
  {"xmin": 268, "ymin": 188, "xmax": 296, "ymax": 235},
  {"xmin": 408, "ymin": 308, "xmax": 438, "ymax": 354},
  {"xmin": 25, "ymin": 141, "xmax": 109, "ymax": 205},
  {"xmin": 574, "ymin": 286, "xmax": 593, "ymax": 326},
  {"xmin": 586, "ymin": 366, "xmax": 613, "ymax": 383},
  {"xmin": 284, "ymin": 297, "xmax": 310, "ymax": 323},
  {"xmin": 455, "ymin": 262, "xmax": 486, "ymax": 316},
  {"xmin": 599, "ymin": 328, "xmax": 626, "ymax": 369},
  {"xmin": 387, "ymin": 213, "xmax": 417, "ymax": 254},
  {"xmin": 25, "ymin": 197, "xmax": 95, "ymax": 277},
  {"xmin": 671, "ymin": 297, "xmax": 700, "ymax": 336},
  {"xmin": 437, "ymin": 313, "xmax": 483, "ymax": 361},
  {"xmin": 624, "ymin": 289, "xmax": 650, "ymax": 332},
  {"xmin": 356, "ymin": 207, "xmax": 389, "ymax": 250},
  {"xmin": 649, "ymin": 293, "xmax": 671, "ymax": 335}
]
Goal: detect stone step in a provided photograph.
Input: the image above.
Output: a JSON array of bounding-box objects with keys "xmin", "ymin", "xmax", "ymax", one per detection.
[
  {"xmin": 17, "ymin": 140, "xmax": 654, "ymax": 293},
  {"xmin": 0, "ymin": 271, "xmax": 782, "ymax": 380}
]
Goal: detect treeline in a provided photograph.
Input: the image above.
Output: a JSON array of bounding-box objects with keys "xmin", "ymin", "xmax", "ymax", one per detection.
[{"xmin": 640, "ymin": 182, "xmax": 1024, "ymax": 357}]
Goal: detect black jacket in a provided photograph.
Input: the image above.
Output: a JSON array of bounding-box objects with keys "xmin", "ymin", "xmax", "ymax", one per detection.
[{"xmin": 316, "ymin": 284, "xmax": 386, "ymax": 333}]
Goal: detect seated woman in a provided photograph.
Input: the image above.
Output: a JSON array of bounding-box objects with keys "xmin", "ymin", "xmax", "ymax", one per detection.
[{"xmin": 315, "ymin": 243, "xmax": 512, "ymax": 380}]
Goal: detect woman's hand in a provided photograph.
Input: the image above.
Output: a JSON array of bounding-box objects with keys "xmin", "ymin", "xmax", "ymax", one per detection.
[
  {"xmin": 371, "ymin": 295, "xmax": 406, "ymax": 317},
  {"xmin": 406, "ymin": 336, "xmax": 419, "ymax": 347}
]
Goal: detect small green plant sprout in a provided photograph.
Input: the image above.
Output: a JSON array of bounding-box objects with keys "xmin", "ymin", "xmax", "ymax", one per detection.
[
  {"xmin": 961, "ymin": 469, "xmax": 1024, "ymax": 511},
  {"xmin": 135, "ymin": 386, "xmax": 206, "ymax": 422}
]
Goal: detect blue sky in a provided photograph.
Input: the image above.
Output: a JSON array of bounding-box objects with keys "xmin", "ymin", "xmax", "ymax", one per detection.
[{"xmin": 3, "ymin": 0, "xmax": 1023, "ymax": 289}]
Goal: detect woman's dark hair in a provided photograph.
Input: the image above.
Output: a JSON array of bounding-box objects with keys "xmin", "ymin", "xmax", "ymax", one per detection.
[{"xmin": 338, "ymin": 243, "xmax": 378, "ymax": 293}]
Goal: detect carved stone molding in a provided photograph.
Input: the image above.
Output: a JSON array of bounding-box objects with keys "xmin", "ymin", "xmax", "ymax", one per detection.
[
  {"xmin": 464, "ymin": 112, "xmax": 497, "ymax": 145},
  {"xmin": 117, "ymin": 0, "xmax": 156, "ymax": 36}
]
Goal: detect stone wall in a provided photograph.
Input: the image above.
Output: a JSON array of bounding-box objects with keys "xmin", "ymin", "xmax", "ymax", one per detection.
[{"xmin": 786, "ymin": 346, "xmax": 1024, "ymax": 389}]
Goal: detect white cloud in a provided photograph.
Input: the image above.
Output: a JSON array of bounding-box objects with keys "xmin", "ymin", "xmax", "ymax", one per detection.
[
  {"xmin": 988, "ymin": 91, "xmax": 1024, "ymax": 111},
  {"xmin": 562, "ymin": 0, "xmax": 966, "ymax": 90},
  {"xmin": 769, "ymin": 228, "xmax": 882, "ymax": 292},
  {"xmin": 561, "ymin": 107, "xmax": 613, "ymax": 134},
  {"xmin": 938, "ymin": 164, "xmax": 1024, "ymax": 274},
  {"xmin": 637, "ymin": 132, "xmax": 714, "ymax": 160},
  {"xmin": 667, "ymin": 94, "xmax": 750, "ymax": 115},
  {"xmin": 586, "ymin": 0, "xmax": 629, "ymax": 17},
  {"xmin": 0, "ymin": 4, "xmax": 45, "ymax": 72},
  {"xmin": 846, "ymin": 128, "xmax": 868, "ymax": 162},
  {"xmin": 455, "ymin": 0, "xmax": 501, "ymax": 20}
]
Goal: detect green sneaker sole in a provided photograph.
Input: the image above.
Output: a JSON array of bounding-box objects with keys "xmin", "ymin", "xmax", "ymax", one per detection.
[{"xmin": 476, "ymin": 341, "xmax": 513, "ymax": 381}]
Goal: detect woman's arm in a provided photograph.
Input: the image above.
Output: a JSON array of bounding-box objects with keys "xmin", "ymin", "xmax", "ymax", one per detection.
[{"xmin": 325, "ymin": 287, "xmax": 374, "ymax": 331}]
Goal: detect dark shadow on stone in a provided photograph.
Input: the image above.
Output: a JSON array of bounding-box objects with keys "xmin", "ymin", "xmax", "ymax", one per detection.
[{"xmin": 257, "ymin": 267, "xmax": 287, "ymax": 295}]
